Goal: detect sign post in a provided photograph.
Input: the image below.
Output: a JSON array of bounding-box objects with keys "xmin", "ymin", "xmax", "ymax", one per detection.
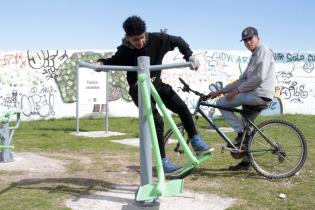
[{"xmin": 76, "ymin": 67, "xmax": 108, "ymax": 133}]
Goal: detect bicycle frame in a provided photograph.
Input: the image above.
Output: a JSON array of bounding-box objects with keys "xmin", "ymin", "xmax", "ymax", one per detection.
[
  {"xmin": 165, "ymin": 78, "xmax": 307, "ymax": 179},
  {"xmin": 197, "ymin": 100, "xmax": 239, "ymax": 150},
  {"xmin": 184, "ymin": 79, "xmax": 277, "ymax": 152},
  {"xmin": 198, "ymin": 100, "xmax": 277, "ymax": 150}
]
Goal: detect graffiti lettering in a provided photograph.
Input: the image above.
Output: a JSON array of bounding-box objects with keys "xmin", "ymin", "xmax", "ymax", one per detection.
[
  {"xmin": 1, "ymin": 49, "xmax": 315, "ymax": 119},
  {"xmin": 0, "ymin": 53, "xmax": 27, "ymax": 69},
  {"xmin": 279, "ymin": 82, "xmax": 308, "ymax": 103},
  {"xmin": 204, "ymin": 57, "xmax": 218, "ymax": 70},
  {"xmin": 27, "ymin": 50, "xmax": 68, "ymax": 69},
  {"xmin": 273, "ymin": 53, "xmax": 285, "ymax": 61},
  {"xmin": 286, "ymin": 53, "xmax": 305, "ymax": 62},
  {"xmin": 20, "ymin": 86, "xmax": 56, "ymax": 117},
  {"xmin": 274, "ymin": 52, "xmax": 315, "ymax": 63},
  {"xmin": 308, "ymin": 54, "xmax": 315, "ymax": 62},
  {"xmin": 276, "ymin": 71, "xmax": 293, "ymax": 84},
  {"xmin": 236, "ymin": 56, "xmax": 249, "ymax": 64},
  {"xmin": 269, "ymin": 101, "xmax": 277, "ymax": 110},
  {"xmin": 214, "ymin": 52, "xmax": 233, "ymax": 62},
  {"xmin": 260, "ymin": 97, "xmax": 283, "ymax": 115},
  {"xmin": 0, "ymin": 86, "xmax": 56, "ymax": 118},
  {"xmin": 42, "ymin": 67, "xmax": 56, "ymax": 80},
  {"xmin": 2, "ymin": 90, "xmax": 19, "ymax": 108},
  {"xmin": 204, "ymin": 57, "xmax": 229, "ymax": 77}
]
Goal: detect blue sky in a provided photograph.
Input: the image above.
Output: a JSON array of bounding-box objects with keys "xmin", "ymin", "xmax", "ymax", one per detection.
[{"xmin": 1, "ymin": 0, "xmax": 314, "ymax": 51}]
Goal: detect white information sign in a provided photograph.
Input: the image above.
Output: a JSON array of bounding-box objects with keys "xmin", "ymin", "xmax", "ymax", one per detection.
[{"xmin": 78, "ymin": 68, "xmax": 107, "ymax": 104}]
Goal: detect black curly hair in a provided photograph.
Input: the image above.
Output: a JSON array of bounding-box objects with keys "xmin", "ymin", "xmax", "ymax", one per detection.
[{"xmin": 123, "ymin": 16, "xmax": 146, "ymax": 36}]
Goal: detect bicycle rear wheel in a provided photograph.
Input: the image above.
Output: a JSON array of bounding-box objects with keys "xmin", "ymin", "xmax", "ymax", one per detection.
[
  {"xmin": 163, "ymin": 123, "xmax": 194, "ymax": 179},
  {"xmin": 248, "ymin": 119, "xmax": 307, "ymax": 179}
]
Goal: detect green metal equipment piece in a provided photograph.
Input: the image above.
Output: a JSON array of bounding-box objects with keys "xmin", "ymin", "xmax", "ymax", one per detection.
[{"xmin": 135, "ymin": 74, "xmax": 212, "ymax": 201}]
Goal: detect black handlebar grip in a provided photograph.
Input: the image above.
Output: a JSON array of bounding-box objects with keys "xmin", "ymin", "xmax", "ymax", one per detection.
[{"xmin": 179, "ymin": 77, "xmax": 188, "ymax": 86}]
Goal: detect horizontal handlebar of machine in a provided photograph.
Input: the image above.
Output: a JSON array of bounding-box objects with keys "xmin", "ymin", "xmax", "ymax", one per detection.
[
  {"xmin": 76, "ymin": 58, "xmax": 195, "ymax": 204},
  {"xmin": 77, "ymin": 61, "xmax": 194, "ymax": 72}
]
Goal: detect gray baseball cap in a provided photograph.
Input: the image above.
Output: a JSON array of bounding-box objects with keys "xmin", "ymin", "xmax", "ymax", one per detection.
[{"xmin": 241, "ymin": 27, "xmax": 258, "ymax": 41}]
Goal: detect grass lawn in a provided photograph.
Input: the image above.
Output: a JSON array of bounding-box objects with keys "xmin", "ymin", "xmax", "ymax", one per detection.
[{"xmin": 0, "ymin": 114, "xmax": 314, "ymax": 209}]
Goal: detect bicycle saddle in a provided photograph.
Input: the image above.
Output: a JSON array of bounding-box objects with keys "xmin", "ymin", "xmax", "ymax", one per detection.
[{"xmin": 242, "ymin": 104, "xmax": 268, "ymax": 112}]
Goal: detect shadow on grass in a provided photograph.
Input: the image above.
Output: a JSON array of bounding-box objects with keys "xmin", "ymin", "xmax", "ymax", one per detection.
[
  {"xmin": 189, "ymin": 167, "xmax": 265, "ymax": 180},
  {"xmin": 127, "ymin": 164, "xmax": 264, "ymax": 180},
  {"xmin": 126, "ymin": 165, "xmax": 140, "ymax": 174},
  {"xmin": 0, "ymin": 177, "xmax": 115, "ymax": 200},
  {"xmin": 0, "ymin": 178, "xmax": 146, "ymax": 209}
]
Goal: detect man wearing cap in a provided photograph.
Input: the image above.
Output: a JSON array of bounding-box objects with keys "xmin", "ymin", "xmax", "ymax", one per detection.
[{"xmin": 207, "ymin": 27, "xmax": 276, "ymax": 170}]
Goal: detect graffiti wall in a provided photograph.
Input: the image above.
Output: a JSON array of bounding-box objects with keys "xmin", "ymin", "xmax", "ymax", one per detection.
[{"xmin": 0, "ymin": 50, "xmax": 314, "ymax": 121}]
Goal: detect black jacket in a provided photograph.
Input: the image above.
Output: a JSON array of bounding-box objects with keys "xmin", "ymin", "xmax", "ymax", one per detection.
[{"xmin": 97, "ymin": 32, "xmax": 193, "ymax": 86}]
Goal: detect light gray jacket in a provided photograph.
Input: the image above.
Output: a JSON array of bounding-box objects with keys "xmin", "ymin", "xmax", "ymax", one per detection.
[{"xmin": 222, "ymin": 44, "xmax": 276, "ymax": 99}]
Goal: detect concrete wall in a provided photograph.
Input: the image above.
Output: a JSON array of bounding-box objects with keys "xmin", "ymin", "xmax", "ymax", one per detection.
[{"xmin": 1, "ymin": 50, "xmax": 314, "ymax": 120}]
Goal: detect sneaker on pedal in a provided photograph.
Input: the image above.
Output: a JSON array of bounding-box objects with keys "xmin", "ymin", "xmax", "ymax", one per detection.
[
  {"xmin": 191, "ymin": 134, "xmax": 214, "ymax": 155},
  {"xmin": 162, "ymin": 157, "xmax": 181, "ymax": 173},
  {"xmin": 227, "ymin": 132, "xmax": 250, "ymax": 149},
  {"xmin": 227, "ymin": 132, "xmax": 242, "ymax": 149},
  {"xmin": 228, "ymin": 160, "xmax": 251, "ymax": 171}
]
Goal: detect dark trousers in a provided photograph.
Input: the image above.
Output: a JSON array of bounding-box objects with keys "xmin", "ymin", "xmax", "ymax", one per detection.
[{"xmin": 129, "ymin": 81, "xmax": 197, "ymax": 158}]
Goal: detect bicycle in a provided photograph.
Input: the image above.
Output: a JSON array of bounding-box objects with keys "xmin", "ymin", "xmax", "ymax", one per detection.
[{"xmin": 163, "ymin": 78, "xmax": 307, "ymax": 179}]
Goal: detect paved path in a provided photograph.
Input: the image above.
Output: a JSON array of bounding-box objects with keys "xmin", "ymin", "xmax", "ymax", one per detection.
[{"xmin": 66, "ymin": 184, "xmax": 236, "ymax": 210}]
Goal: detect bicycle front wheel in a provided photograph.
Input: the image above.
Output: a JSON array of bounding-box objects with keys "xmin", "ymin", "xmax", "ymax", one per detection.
[{"xmin": 248, "ymin": 119, "xmax": 307, "ymax": 179}]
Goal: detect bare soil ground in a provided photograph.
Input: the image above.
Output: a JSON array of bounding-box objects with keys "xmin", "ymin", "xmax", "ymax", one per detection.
[{"xmin": 0, "ymin": 150, "xmax": 236, "ymax": 210}]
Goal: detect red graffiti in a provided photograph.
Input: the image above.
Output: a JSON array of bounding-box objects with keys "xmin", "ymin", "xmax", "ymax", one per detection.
[{"xmin": 0, "ymin": 53, "xmax": 27, "ymax": 69}]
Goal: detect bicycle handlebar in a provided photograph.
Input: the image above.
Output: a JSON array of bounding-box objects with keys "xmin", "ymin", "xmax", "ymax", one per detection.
[
  {"xmin": 179, "ymin": 77, "xmax": 189, "ymax": 87},
  {"xmin": 178, "ymin": 77, "xmax": 207, "ymax": 100}
]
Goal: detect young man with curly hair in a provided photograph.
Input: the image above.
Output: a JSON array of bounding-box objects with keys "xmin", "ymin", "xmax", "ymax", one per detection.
[{"xmin": 96, "ymin": 16, "xmax": 213, "ymax": 173}]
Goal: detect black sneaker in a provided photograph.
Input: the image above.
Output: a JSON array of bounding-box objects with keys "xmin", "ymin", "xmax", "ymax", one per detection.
[
  {"xmin": 227, "ymin": 133, "xmax": 250, "ymax": 149},
  {"xmin": 227, "ymin": 132, "xmax": 243, "ymax": 148},
  {"xmin": 228, "ymin": 161, "xmax": 251, "ymax": 171}
]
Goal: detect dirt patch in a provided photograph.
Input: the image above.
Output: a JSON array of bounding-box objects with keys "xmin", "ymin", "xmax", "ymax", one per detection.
[
  {"xmin": 0, "ymin": 152, "xmax": 67, "ymax": 175},
  {"xmin": 65, "ymin": 184, "xmax": 236, "ymax": 210}
]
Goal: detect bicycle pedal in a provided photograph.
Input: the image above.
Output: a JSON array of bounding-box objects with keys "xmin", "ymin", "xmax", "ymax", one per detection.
[
  {"xmin": 221, "ymin": 145, "xmax": 232, "ymax": 151},
  {"xmin": 222, "ymin": 146, "xmax": 237, "ymax": 152},
  {"xmin": 195, "ymin": 148, "xmax": 214, "ymax": 156}
]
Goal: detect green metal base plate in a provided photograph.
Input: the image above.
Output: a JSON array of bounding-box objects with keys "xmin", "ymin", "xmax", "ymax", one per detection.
[
  {"xmin": 166, "ymin": 152, "xmax": 213, "ymax": 179},
  {"xmin": 136, "ymin": 179, "xmax": 184, "ymax": 201}
]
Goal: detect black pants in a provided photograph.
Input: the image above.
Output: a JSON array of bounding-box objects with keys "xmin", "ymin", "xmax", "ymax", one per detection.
[{"xmin": 129, "ymin": 81, "xmax": 197, "ymax": 158}]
